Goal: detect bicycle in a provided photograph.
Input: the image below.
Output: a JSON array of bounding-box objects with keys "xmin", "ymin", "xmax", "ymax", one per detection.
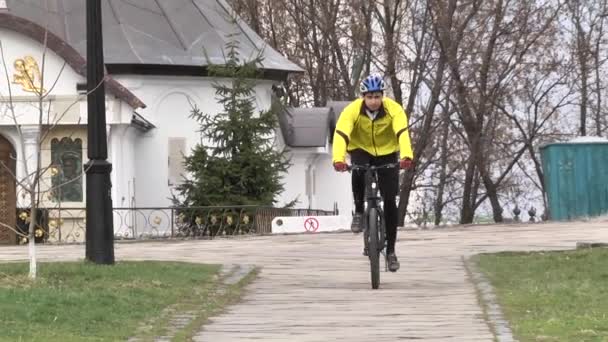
[{"xmin": 348, "ymin": 162, "xmax": 399, "ymax": 289}]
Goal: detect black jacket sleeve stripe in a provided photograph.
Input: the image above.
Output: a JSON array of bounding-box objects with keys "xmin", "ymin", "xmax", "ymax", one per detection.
[
  {"xmin": 336, "ymin": 130, "xmax": 350, "ymax": 145},
  {"xmin": 396, "ymin": 128, "xmax": 407, "ymax": 139}
]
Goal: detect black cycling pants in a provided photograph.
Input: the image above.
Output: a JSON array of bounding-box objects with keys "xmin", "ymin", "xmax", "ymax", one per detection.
[{"xmin": 350, "ymin": 149, "xmax": 399, "ymax": 254}]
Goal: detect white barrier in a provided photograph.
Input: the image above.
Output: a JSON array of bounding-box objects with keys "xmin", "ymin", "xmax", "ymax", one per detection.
[{"xmin": 271, "ymin": 215, "xmax": 351, "ymax": 234}]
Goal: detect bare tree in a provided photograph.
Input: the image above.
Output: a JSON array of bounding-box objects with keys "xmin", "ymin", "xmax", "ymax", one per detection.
[
  {"xmin": 230, "ymin": 0, "xmax": 263, "ymax": 34},
  {"xmin": 230, "ymin": 0, "xmax": 600, "ymax": 225},
  {"xmin": 398, "ymin": 3, "xmax": 449, "ymax": 225},
  {"xmin": 374, "ymin": 0, "xmax": 407, "ymax": 105},
  {"xmin": 495, "ymin": 56, "xmax": 576, "ymax": 214},
  {"xmin": 429, "ymin": 0, "xmax": 562, "ymax": 223},
  {"xmin": 564, "ymin": 0, "xmax": 608, "ymax": 136},
  {"xmin": 433, "ymin": 85, "xmax": 461, "ymax": 225},
  {"xmin": 230, "ymin": 0, "xmax": 375, "ymax": 106}
]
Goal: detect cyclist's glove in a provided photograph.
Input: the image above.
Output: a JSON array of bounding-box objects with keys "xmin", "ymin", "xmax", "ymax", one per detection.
[
  {"xmin": 400, "ymin": 158, "xmax": 414, "ymax": 170},
  {"xmin": 333, "ymin": 161, "xmax": 349, "ymax": 172}
]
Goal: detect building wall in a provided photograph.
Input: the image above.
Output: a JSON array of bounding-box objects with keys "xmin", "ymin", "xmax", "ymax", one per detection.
[
  {"xmin": 0, "ymin": 28, "xmax": 84, "ymax": 98},
  {"xmin": 312, "ymin": 153, "xmax": 353, "ymax": 215},
  {"xmin": 277, "ymin": 152, "xmax": 310, "ymax": 209},
  {"xmin": 1, "ymin": 20, "xmax": 363, "ymax": 240},
  {"xmin": 0, "ymin": 27, "xmax": 137, "ymax": 229},
  {"xmin": 0, "ymin": 27, "xmax": 84, "ymax": 190},
  {"xmin": 112, "ymin": 75, "xmax": 277, "ymax": 208},
  {"xmin": 108, "ymin": 125, "xmax": 137, "ymax": 209},
  {"xmin": 276, "ymin": 148, "xmax": 354, "ymax": 215},
  {"xmin": 1, "ymin": 26, "xmax": 348, "ymax": 224}
]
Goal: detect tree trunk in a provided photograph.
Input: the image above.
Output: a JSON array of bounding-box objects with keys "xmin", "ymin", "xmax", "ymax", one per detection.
[
  {"xmin": 397, "ymin": 170, "xmax": 415, "ymax": 226},
  {"xmin": 580, "ymin": 60, "xmax": 589, "ymax": 136},
  {"xmin": 594, "ymin": 19, "xmax": 604, "ymax": 136},
  {"xmin": 527, "ymin": 141, "xmax": 549, "ymax": 215},
  {"xmin": 246, "ymin": 0, "xmax": 262, "ymax": 34},
  {"xmin": 460, "ymin": 153, "xmax": 477, "ymax": 224},
  {"xmin": 574, "ymin": 9, "xmax": 589, "ymax": 136},
  {"xmin": 329, "ymin": 0, "xmax": 355, "ymax": 99},
  {"xmin": 480, "ymin": 173, "xmax": 503, "ymax": 222},
  {"xmin": 434, "ymin": 102, "xmax": 451, "ymax": 226},
  {"xmin": 28, "ymin": 197, "xmax": 37, "ymax": 279},
  {"xmin": 382, "ymin": 0, "xmax": 403, "ymax": 104},
  {"xmin": 397, "ymin": 47, "xmax": 446, "ymax": 224}
]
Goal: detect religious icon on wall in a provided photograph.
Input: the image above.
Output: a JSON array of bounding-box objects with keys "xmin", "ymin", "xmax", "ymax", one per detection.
[
  {"xmin": 50, "ymin": 138, "xmax": 83, "ymax": 202},
  {"xmin": 12, "ymin": 56, "xmax": 46, "ymax": 94}
]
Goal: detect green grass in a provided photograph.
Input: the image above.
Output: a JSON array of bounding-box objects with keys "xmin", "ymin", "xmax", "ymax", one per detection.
[
  {"xmin": 474, "ymin": 248, "xmax": 608, "ymax": 342},
  {"xmin": 0, "ymin": 261, "xmax": 221, "ymax": 341}
]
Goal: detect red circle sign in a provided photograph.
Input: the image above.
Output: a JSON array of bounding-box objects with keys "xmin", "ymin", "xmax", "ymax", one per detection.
[{"xmin": 303, "ymin": 217, "xmax": 319, "ymax": 232}]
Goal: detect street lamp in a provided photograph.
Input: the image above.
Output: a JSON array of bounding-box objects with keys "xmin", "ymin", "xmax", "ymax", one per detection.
[{"xmin": 85, "ymin": 0, "xmax": 114, "ymax": 264}]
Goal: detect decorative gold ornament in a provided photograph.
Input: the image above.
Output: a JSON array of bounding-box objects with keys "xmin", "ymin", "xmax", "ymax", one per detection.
[
  {"xmin": 153, "ymin": 216, "xmax": 162, "ymax": 225},
  {"xmin": 19, "ymin": 211, "xmax": 28, "ymax": 221},
  {"xmin": 12, "ymin": 56, "xmax": 46, "ymax": 94},
  {"xmin": 48, "ymin": 219, "xmax": 64, "ymax": 229}
]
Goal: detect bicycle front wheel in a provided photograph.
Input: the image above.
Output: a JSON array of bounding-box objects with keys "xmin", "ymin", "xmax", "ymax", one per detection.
[{"xmin": 368, "ymin": 207, "xmax": 380, "ymax": 289}]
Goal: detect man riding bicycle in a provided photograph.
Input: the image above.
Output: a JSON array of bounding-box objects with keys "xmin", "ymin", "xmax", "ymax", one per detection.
[{"xmin": 332, "ymin": 74, "xmax": 414, "ymax": 273}]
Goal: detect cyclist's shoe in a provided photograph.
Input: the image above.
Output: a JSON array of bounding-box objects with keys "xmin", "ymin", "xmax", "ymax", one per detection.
[
  {"xmin": 387, "ymin": 253, "xmax": 400, "ymax": 272},
  {"xmin": 351, "ymin": 213, "xmax": 364, "ymax": 233}
]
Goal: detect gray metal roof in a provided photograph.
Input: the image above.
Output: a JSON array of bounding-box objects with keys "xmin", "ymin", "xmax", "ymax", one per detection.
[
  {"xmin": 279, "ymin": 107, "xmax": 332, "ymax": 148},
  {"xmin": 5, "ymin": 0, "xmax": 303, "ymax": 73},
  {"xmin": 327, "ymin": 100, "xmax": 351, "ymax": 144}
]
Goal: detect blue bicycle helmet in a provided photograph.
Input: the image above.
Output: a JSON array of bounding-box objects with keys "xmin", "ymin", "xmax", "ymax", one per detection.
[{"xmin": 360, "ymin": 74, "xmax": 386, "ymax": 94}]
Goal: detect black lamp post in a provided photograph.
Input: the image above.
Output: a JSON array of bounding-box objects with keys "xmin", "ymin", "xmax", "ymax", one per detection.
[{"xmin": 85, "ymin": 0, "xmax": 114, "ymax": 264}]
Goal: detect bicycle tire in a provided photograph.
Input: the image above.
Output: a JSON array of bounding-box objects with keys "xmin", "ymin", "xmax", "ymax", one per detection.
[
  {"xmin": 376, "ymin": 209, "xmax": 387, "ymax": 271},
  {"xmin": 368, "ymin": 207, "xmax": 380, "ymax": 289},
  {"xmin": 377, "ymin": 208, "xmax": 386, "ymax": 251}
]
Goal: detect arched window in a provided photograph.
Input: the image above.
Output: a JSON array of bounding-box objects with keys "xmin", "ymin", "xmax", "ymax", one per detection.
[{"xmin": 51, "ymin": 137, "xmax": 83, "ymax": 202}]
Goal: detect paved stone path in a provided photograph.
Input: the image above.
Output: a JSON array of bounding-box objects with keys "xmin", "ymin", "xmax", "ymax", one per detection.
[{"xmin": 1, "ymin": 220, "xmax": 606, "ymax": 341}]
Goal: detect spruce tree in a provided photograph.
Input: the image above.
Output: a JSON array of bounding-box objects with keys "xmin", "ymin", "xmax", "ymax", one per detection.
[{"xmin": 174, "ymin": 35, "xmax": 290, "ymax": 207}]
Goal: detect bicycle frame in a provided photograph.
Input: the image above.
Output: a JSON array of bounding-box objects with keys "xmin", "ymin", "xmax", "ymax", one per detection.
[
  {"xmin": 363, "ymin": 167, "xmax": 386, "ymax": 258},
  {"xmin": 350, "ymin": 162, "xmax": 398, "ymax": 270}
]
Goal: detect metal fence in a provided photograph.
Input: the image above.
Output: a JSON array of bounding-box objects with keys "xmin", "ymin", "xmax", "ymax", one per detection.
[{"xmin": 15, "ymin": 206, "xmax": 337, "ymax": 244}]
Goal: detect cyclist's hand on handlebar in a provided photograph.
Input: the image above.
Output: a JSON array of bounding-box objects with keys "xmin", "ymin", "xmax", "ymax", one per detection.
[
  {"xmin": 333, "ymin": 161, "xmax": 349, "ymax": 172},
  {"xmin": 400, "ymin": 158, "xmax": 414, "ymax": 170}
]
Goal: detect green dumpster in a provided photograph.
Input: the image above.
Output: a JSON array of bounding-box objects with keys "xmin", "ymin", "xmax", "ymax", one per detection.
[{"xmin": 540, "ymin": 138, "xmax": 608, "ymax": 221}]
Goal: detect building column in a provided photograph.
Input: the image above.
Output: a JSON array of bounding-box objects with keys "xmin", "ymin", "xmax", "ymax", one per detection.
[{"xmin": 18, "ymin": 126, "xmax": 40, "ymax": 207}]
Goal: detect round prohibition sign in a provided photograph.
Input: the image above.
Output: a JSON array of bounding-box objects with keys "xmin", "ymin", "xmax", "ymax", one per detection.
[{"xmin": 303, "ymin": 217, "xmax": 320, "ymax": 232}]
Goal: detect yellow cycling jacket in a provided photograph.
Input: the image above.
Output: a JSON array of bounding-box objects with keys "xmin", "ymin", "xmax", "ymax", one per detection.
[{"xmin": 332, "ymin": 97, "xmax": 413, "ymax": 163}]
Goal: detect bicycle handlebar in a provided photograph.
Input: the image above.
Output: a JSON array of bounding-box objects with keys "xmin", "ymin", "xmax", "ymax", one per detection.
[{"xmin": 347, "ymin": 162, "xmax": 399, "ymax": 172}]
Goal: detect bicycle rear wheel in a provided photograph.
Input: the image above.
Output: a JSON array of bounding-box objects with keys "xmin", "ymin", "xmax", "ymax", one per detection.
[{"xmin": 368, "ymin": 208, "xmax": 380, "ymax": 289}]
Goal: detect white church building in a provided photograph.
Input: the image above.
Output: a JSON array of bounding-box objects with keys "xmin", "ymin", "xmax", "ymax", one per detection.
[{"xmin": 0, "ymin": 0, "xmax": 359, "ymax": 244}]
